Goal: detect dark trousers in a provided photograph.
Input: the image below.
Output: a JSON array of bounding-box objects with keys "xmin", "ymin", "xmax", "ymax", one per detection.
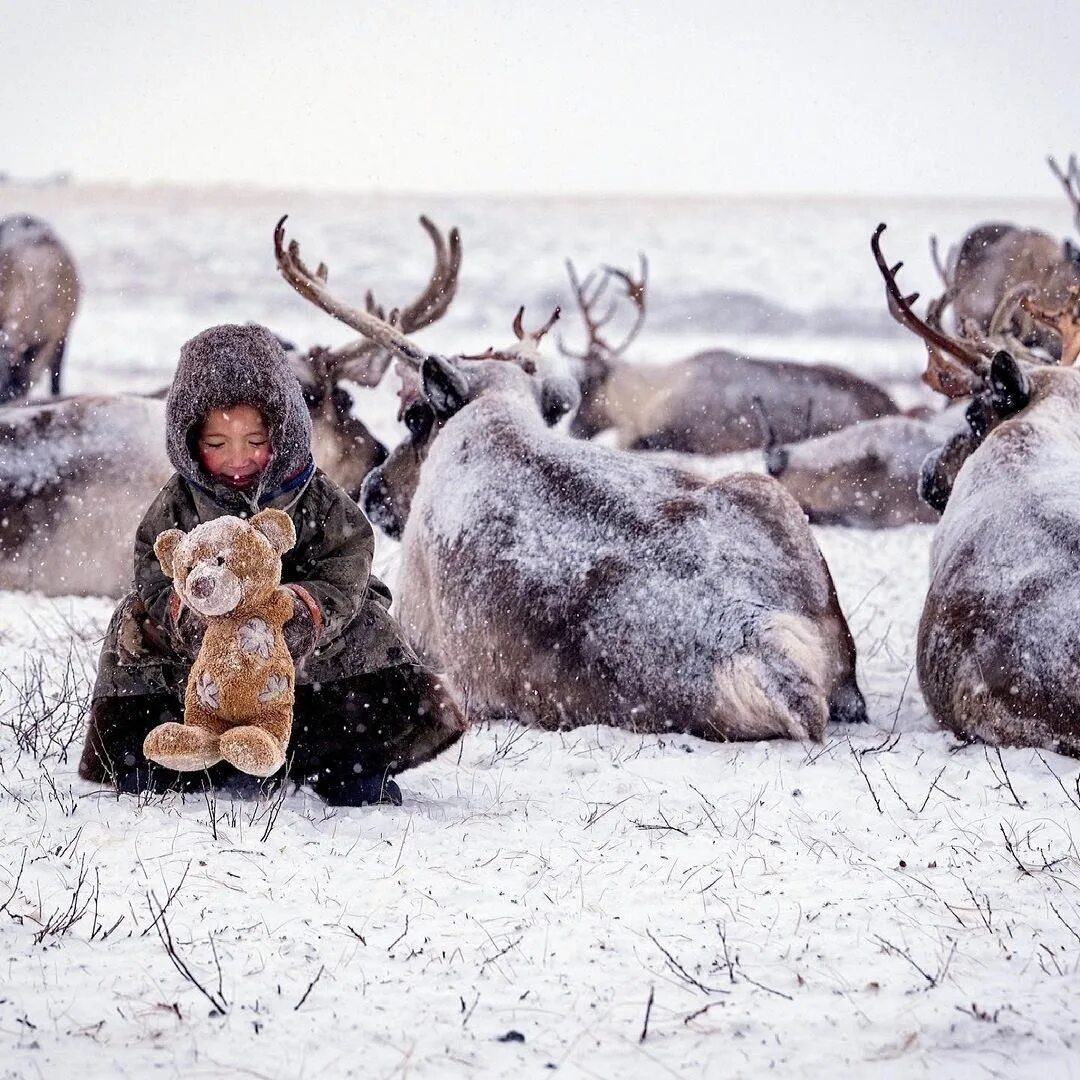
[{"xmin": 78, "ymin": 664, "xmax": 465, "ymax": 804}]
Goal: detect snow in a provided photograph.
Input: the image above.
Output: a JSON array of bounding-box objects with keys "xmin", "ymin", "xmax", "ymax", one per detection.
[{"xmin": 1, "ymin": 184, "xmax": 1079, "ymax": 1078}]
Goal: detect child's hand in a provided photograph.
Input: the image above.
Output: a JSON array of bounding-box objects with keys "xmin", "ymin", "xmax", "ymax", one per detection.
[
  {"xmin": 170, "ymin": 608, "xmax": 207, "ymax": 660},
  {"xmin": 282, "ymin": 592, "xmax": 319, "ymax": 662}
]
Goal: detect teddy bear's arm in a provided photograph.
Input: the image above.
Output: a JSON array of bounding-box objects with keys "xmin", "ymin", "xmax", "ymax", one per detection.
[{"xmin": 267, "ymin": 587, "xmax": 298, "ymax": 628}]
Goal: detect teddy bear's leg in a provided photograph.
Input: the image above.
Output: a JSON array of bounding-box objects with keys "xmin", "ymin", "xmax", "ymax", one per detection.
[
  {"xmin": 218, "ymin": 725, "xmax": 287, "ymax": 778},
  {"xmin": 142, "ymin": 695, "xmax": 227, "ymax": 772},
  {"xmin": 143, "ymin": 722, "xmax": 224, "ymax": 771}
]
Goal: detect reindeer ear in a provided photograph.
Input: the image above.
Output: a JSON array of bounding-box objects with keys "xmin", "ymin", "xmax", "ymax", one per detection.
[
  {"xmin": 154, "ymin": 529, "xmax": 184, "ymax": 578},
  {"xmin": 250, "ymin": 509, "xmax": 296, "ymax": 554},
  {"xmin": 990, "ymin": 351, "xmax": 1030, "ymax": 415},
  {"xmin": 540, "ymin": 376, "xmax": 580, "ymax": 426},
  {"xmin": 422, "ymin": 356, "xmax": 468, "ymax": 420}
]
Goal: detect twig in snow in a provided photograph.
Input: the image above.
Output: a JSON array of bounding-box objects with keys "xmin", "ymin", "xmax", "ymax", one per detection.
[
  {"xmin": 962, "ymin": 879, "xmax": 993, "ymax": 933},
  {"xmin": 638, "ymin": 985, "xmax": 655, "ymax": 1043},
  {"xmin": 683, "ymin": 1001, "xmax": 725, "ymax": 1024},
  {"xmin": 999, "ymin": 824, "xmax": 1033, "ymax": 877},
  {"xmin": 881, "ymin": 768, "xmax": 913, "ymax": 813},
  {"xmin": 582, "ymin": 795, "xmax": 634, "ymax": 829},
  {"xmin": 203, "ymin": 785, "xmax": 219, "ymax": 841},
  {"xmin": 258, "ymin": 771, "xmax": 290, "ymax": 843},
  {"xmin": 1037, "ymin": 753, "xmax": 1080, "ymax": 812},
  {"xmin": 461, "ymin": 992, "xmax": 480, "ymax": 1028},
  {"xmin": 148, "ymin": 893, "xmax": 229, "ymax": 1014},
  {"xmin": 717, "ymin": 923, "xmax": 792, "ymax": 999},
  {"xmin": 849, "ymin": 744, "xmax": 883, "ymax": 814},
  {"xmin": 33, "ymin": 854, "xmax": 93, "ymax": 944},
  {"xmin": 1049, "ymin": 903, "xmax": 1080, "ymax": 946},
  {"xmin": 480, "ymin": 935, "xmax": 522, "ymax": 974},
  {"xmin": 985, "ymin": 748, "xmax": 1025, "ymax": 808},
  {"xmin": 140, "ymin": 862, "xmax": 191, "ymax": 938},
  {"xmin": 861, "ymin": 732, "xmax": 902, "ymax": 756},
  {"xmin": 294, "ymin": 965, "xmax": 325, "ymax": 1011},
  {"xmin": 873, "ymin": 934, "xmax": 937, "ymax": 988},
  {"xmin": 919, "ymin": 766, "xmax": 949, "ymax": 813},
  {"xmin": 632, "ymin": 808, "xmax": 689, "ymax": 836},
  {"xmin": 0, "ymin": 849, "xmax": 26, "ymax": 915},
  {"xmin": 646, "ymin": 929, "xmax": 725, "ymax": 995},
  {"xmin": 387, "ymin": 915, "xmax": 409, "ymax": 952}
]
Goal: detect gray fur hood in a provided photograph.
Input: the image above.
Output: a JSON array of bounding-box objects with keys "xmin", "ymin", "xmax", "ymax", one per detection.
[{"xmin": 165, "ymin": 323, "xmax": 313, "ymax": 512}]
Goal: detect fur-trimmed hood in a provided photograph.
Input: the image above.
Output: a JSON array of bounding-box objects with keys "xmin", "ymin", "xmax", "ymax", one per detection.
[{"xmin": 165, "ymin": 324, "xmax": 313, "ymax": 512}]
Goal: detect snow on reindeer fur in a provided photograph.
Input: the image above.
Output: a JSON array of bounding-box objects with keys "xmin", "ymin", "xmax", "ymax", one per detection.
[
  {"xmin": 399, "ymin": 361, "xmax": 860, "ymax": 739},
  {"xmin": 923, "ymin": 383, "xmax": 1080, "ymax": 752}
]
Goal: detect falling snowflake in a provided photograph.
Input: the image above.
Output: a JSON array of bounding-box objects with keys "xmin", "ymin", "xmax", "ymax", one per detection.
[
  {"xmin": 195, "ymin": 670, "xmax": 220, "ymax": 711},
  {"xmin": 238, "ymin": 617, "xmax": 274, "ymax": 659},
  {"xmin": 259, "ymin": 673, "xmax": 290, "ymax": 703}
]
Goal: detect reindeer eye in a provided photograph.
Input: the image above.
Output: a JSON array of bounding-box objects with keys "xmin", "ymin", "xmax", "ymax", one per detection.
[{"xmin": 404, "ymin": 402, "xmax": 433, "ymax": 438}]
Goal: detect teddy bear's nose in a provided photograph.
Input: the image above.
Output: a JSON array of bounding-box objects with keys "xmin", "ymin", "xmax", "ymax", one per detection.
[{"xmin": 189, "ymin": 576, "xmax": 214, "ymax": 601}]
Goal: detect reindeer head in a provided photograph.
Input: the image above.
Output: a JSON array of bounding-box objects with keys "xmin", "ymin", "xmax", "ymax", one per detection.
[
  {"xmin": 559, "ymin": 256, "xmax": 648, "ymax": 438},
  {"xmin": 273, "ymin": 215, "xmax": 463, "ymax": 500},
  {"xmin": 274, "ymin": 217, "xmax": 575, "ymax": 539},
  {"xmin": 873, "ymin": 224, "xmax": 1064, "ymax": 511}
]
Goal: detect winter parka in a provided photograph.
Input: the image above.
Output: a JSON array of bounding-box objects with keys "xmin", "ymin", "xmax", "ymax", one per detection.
[{"xmin": 91, "ymin": 323, "xmax": 416, "ymax": 705}]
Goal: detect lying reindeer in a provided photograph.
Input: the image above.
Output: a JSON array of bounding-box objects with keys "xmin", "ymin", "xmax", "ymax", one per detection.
[
  {"xmin": 277, "ymin": 221, "xmax": 868, "ymax": 740},
  {"xmin": 0, "ymin": 215, "xmax": 80, "ymax": 403},
  {"xmin": 0, "ymin": 216, "xmax": 461, "ymax": 597},
  {"xmin": 874, "ymin": 223, "xmax": 1080, "ymax": 756},
  {"xmin": 763, "ymin": 406, "xmax": 967, "ymax": 528},
  {"xmin": 928, "ymin": 154, "xmax": 1080, "ymax": 359},
  {"xmin": 562, "ymin": 258, "xmax": 898, "ymax": 454}
]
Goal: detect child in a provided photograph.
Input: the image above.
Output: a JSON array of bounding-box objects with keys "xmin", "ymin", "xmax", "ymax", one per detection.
[{"xmin": 79, "ymin": 323, "xmax": 465, "ymax": 804}]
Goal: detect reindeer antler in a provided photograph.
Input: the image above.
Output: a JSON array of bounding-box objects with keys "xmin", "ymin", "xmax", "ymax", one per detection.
[
  {"xmin": 274, "ymin": 216, "xmax": 431, "ymax": 371},
  {"xmin": 871, "ymin": 223, "xmax": 986, "ymax": 398},
  {"xmin": 560, "ymin": 254, "xmax": 648, "ymax": 361},
  {"xmin": 280, "ymin": 215, "xmax": 461, "ymax": 389},
  {"xmin": 461, "ymin": 306, "xmax": 561, "ymax": 370},
  {"xmin": 1049, "ymin": 154, "xmax": 1080, "ymax": 236}
]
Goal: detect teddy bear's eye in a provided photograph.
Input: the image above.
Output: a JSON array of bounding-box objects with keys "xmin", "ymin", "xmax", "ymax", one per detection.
[{"xmin": 215, "ymin": 555, "xmax": 226, "ymax": 566}]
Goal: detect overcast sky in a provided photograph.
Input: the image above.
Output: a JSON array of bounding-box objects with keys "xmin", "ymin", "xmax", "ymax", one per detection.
[{"xmin": 4, "ymin": 0, "xmax": 1077, "ymax": 198}]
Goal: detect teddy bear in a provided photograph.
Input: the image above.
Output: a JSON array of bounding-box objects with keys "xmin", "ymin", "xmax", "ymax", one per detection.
[{"xmin": 142, "ymin": 509, "xmax": 298, "ymax": 778}]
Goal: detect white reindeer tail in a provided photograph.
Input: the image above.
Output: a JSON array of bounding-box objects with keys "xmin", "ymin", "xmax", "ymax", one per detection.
[{"xmin": 709, "ymin": 614, "xmax": 831, "ymax": 741}]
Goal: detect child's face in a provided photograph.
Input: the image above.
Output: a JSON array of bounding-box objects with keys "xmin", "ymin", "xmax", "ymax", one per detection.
[{"xmin": 197, "ymin": 405, "xmax": 271, "ymax": 488}]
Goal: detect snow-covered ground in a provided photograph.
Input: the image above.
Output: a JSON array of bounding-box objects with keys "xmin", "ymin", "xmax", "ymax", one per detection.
[{"xmin": 1, "ymin": 184, "xmax": 1078, "ymax": 1078}]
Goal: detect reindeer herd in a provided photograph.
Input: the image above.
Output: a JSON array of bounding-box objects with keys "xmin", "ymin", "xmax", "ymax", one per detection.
[{"xmin": 3, "ymin": 154, "xmax": 1080, "ymax": 758}]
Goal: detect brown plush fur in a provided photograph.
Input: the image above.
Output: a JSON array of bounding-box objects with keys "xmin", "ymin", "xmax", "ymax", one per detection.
[{"xmin": 143, "ymin": 509, "xmax": 298, "ymax": 777}]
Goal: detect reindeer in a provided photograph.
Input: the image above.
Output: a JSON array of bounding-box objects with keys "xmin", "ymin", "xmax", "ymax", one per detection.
[
  {"xmin": 561, "ymin": 258, "xmax": 898, "ymax": 454},
  {"xmin": 927, "ymin": 154, "xmax": 1080, "ymax": 359},
  {"xmin": 277, "ymin": 221, "xmax": 868, "ymax": 741},
  {"xmin": 762, "ymin": 285, "xmax": 1047, "ymax": 528},
  {"xmin": 762, "ymin": 406, "xmax": 967, "ymax": 528},
  {"xmin": 874, "ymin": 222, "xmax": 1080, "ymax": 756},
  {"xmin": 0, "ymin": 216, "xmax": 462, "ymax": 598},
  {"xmin": 360, "ymin": 309, "xmax": 567, "ymax": 540},
  {"xmin": 0, "ymin": 215, "xmax": 80, "ymax": 403}
]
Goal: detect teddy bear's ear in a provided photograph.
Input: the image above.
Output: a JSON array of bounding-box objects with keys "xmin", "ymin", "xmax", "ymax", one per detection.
[
  {"xmin": 250, "ymin": 509, "xmax": 296, "ymax": 554},
  {"xmin": 154, "ymin": 529, "xmax": 185, "ymax": 578}
]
